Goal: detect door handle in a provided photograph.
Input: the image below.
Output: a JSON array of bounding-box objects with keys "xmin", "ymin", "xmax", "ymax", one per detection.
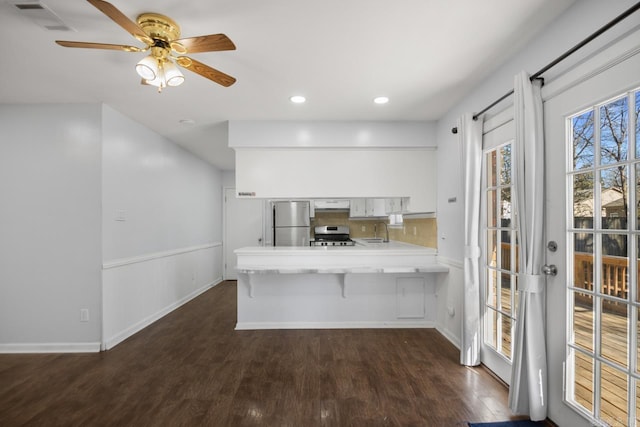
[{"xmin": 542, "ymin": 264, "xmax": 557, "ymax": 276}]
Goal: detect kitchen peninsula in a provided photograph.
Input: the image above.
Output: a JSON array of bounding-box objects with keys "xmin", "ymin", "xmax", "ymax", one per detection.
[{"xmin": 235, "ymin": 240, "xmax": 448, "ymax": 330}]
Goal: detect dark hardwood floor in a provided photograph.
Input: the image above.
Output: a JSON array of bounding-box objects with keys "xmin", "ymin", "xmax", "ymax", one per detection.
[{"xmin": 1, "ymin": 280, "xmax": 528, "ymax": 426}]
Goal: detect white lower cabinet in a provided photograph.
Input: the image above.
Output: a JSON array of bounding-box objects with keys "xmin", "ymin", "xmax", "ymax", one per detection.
[{"xmin": 396, "ymin": 277, "xmax": 426, "ymax": 319}]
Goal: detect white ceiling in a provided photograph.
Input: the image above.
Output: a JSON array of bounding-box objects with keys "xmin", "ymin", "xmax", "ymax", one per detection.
[{"xmin": 0, "ymin": 0, "xmax": 575, "ymax": 170}]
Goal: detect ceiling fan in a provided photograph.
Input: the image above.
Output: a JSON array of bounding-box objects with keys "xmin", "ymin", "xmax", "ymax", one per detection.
[{"xmin": 56, "ymin": 0, "xmax": 236, "ymax": 92}]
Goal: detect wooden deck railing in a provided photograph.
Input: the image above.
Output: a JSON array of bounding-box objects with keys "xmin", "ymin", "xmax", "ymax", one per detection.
[{"xmin": 573, "ymin": 252, "xmax": 630, "ymax": 315}]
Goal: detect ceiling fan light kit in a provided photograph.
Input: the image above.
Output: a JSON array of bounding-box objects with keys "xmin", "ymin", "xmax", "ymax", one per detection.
[
  {"xmin": 55, "ymin": 0, "xmax": 236, "ymax": 92},
  {"xmin": 135, "ymin": 55, "xmax": 158, "ymax": 80}
]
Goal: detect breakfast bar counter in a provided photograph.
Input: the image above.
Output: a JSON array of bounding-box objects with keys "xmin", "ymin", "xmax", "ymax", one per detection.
[{"xmin": 234, "ymin": 240, "xmax": 448, "ymax": 330}]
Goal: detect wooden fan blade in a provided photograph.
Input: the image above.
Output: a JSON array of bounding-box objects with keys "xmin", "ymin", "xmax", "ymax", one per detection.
[
  {"xmin": 173, "ymin": 34, "xmax": 236, "ymax": 54},
  {"xmin": 87, "ymin": 0, "xmax": 153, "ymax": 45},
  {"xmin": 177, "ymin": 57, "xmax": 236, "ymax": 87},
  {"xmin": 56, "ymin": 40, "xmax": 143, "ymax": 52}
]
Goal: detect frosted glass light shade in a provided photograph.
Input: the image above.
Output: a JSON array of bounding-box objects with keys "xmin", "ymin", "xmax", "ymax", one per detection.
[
  {"xmin": 136, "ymin": 55, "xmax": 159, "ymax": 80},
  {"xmin": 164, "ymin": 60, "xmax": 185, "ymax": 87}
]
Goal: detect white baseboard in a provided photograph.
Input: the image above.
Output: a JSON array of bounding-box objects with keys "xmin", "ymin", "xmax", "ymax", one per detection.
[
  {"xmin": 0, "ymin": 342, "xmax": 101, "ymax": 354},
  {"xmin": 436, "ymin": 324, "xmax": 461, "ymax": 350},
  {"xmin": 103, "ymin": 278, "xmax": 222, "ymax": 350},
  {"xmin": 235, "ymin": 320, "xmax": 435, "ymax": 330}
]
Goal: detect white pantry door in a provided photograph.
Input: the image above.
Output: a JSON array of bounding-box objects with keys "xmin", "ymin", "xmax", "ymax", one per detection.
[
  {"xmin": 224, "ymin": 188, "xmax": 264, "ymax": 280},
  {"xmin": 544, "ymin": 43, "xmax": 640, "ymax": 426}
]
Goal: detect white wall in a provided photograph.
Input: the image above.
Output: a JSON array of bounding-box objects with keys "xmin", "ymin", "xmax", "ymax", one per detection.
[
  {"xmin": 0, "ymin": 104, "xmax": 225, "ymax": 352},
  {"xmin": 101, "ymin": 106, "xmax": 224, "ymax": 349},
  {"xmin": 0, "ymin": 104, "xmax": 103, "ymax": 352}
]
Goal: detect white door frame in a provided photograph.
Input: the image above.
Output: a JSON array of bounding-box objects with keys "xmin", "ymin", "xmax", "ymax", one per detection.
[{"xmin": 223, "ymin": 187, "xmax": 265, "ymax": 280}]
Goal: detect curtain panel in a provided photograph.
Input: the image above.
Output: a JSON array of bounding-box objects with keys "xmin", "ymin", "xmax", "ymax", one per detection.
[
  {"xmin": 508, "ymin": 71, "xmax": 548, "ymax": 421},
  {"xmin": 460, "ymin": 113, "xmax": 483, "ymax": 366}
]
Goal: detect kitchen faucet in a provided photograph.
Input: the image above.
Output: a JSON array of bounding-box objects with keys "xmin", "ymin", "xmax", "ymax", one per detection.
[{"xmin": 374, "ymin": 222, "xmax": 389, "ymax": 242}]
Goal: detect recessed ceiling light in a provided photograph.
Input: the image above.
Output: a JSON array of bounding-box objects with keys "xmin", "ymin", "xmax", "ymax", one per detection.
[
  {"xmin": 374, "ymin": 96, "xmax": 389, "ymax": 104},
  {"xmin": 290, "ymin": 95, "xmax": 306, "ymax": 104},
  {"xmin": 179, "ymin": 119, "xmax": 196, "ymax": 125}
]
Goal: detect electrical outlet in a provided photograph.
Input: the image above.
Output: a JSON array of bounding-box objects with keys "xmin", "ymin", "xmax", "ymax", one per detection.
[
  {"xmin": 413, "ymin": 226, "xmax": 417, "ymax": 236},
  {"xmin": 80, "ymin": 309, "xmax": 89, "ymax": 322},
  {"xmin": 361, "ymin": 226, "xmax": 366, "ymax": 232}
]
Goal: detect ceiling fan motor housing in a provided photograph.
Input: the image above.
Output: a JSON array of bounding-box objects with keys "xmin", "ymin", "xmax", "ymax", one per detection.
[{"xmin": 136, "ymin": 13, "xmax": 180, "ymax": 40}]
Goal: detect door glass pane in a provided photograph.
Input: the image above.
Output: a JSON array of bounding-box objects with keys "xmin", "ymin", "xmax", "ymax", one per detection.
[
  {"xmin": 574, "ymin": 233, "xmax": 594, "ymax": 291},
  {"xmin": 572, "ymin": 291, "xmax": 593, "ymax": 353},
  {"xmin": 486, "ymin": 308, "xmax": 497, "ymax": 348},
  {"xmin": 513, "ymin": 232, "xmax": 519, "ymax": 274},
  {"xmin": 573, "ymin": 172, "xmax": 594, "ymax": 226},
  {"xmin": 487, "ymin": 229, "xmax": 497, "ymax": 268},
  {"xmin": 501, "ymin": 274, "xmax": 511, "ymax": 315},
  {"xmin": 500, "ymin": 145, "xmax": 511, "ymax": 185},
  {"xmin": 487, "ymin": 189, "xmax": 497, "ymax": 227},
  {"xmin": 600, "ymin": 298, "xmax": 628, "ymax": 368},
  {"xmin": 501, "ymin": 316, "xmax": 512, "ymax": 359},
  {"xmin": 636, "ymin": 165, "xmax": 640, "ymax": 230},
  {"xmin": 600, "ymin": 97, "xmax": 628, "ymax": 165},
  {"xmin": 572, "ymin": 350, "xmax": 594, "ymax": 413},
  {"xmin": 514, "ymin": 276, "xmax": 520, "ymax": 314},
  {"xmin": 637, "ymin": 311, "xmax": 640, "ymax": 373},
  {"xmin": 636, "ymin": 91, "xmax": 640, "ymax": 158},
  {"xmin": 600, "ymin": 364, "xmax": 628, "ymax": 426},
  {"xmin": 636, "ymin": 382, "xmax": 640, "ymax": 427},
  {"xmin": 573, "ymin": 110, "xmax": 594, "ymax": 170},
  {"xmin": 638, "ymin": 236, "xmax": 640, "ymax": 303},
  {"xmin": 501, "ymin": 187, "xmax": 511, "ymax": 226},
  {"xmin": 487, "ymin": 269, "xmax": 497, "ymax": 308},
  {"xmin": 600, "ymin": 166, "xmax": 628, "ymax": 229},
  {"xmin": 487, "ymin": 151, "xmax": 497, "ymax": 187},
  {"xmin": 501, "ymin": 230, "xmax": 511, "ymax": 270},
  {"xmin": 601, "ymin": 234, "xmax": 628, "ymax": 297}
]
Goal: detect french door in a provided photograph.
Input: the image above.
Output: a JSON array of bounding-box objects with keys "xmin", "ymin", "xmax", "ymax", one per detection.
[
  {"xmin": 544, "ymin": 44, "xmax": 640, "ymax": 426},
  {"xmin": 481, "ymin": 111, "xmax": 518, "ymax": 383}
]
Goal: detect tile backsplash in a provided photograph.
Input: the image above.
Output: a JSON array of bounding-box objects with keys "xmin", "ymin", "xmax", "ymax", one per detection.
[{"xmin": 311, "ymin": 212, "xmax": 437, "ymax": 249}]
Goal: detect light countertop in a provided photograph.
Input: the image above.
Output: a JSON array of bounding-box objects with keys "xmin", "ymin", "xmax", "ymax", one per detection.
[{"xmin": 235, "ymin": 239, "xmax": 446, "ymax": 273}]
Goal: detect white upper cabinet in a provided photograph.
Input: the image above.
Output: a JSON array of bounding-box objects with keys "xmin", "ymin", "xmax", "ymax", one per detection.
[
  {"xmin": 385, "ymin": 198, "xmax": 402, "ymax": 214},
  {"xmin": 366, "ymin": 198, "xmax": 387, "ymax": 217},
  {"xmin": 349, "ymin": 199, "xmax": 366, "ymax": 217}
]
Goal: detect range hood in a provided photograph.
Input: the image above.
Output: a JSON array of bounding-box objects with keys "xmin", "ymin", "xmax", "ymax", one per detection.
[{"xmin": 313, "ymin": 199, "xmax": 350, "ymax": 211}]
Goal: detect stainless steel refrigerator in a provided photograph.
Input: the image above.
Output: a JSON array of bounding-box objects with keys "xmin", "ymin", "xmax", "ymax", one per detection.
[{"xmin": 273, "ymin": 201, "xmax": 310, "ymax": 246}]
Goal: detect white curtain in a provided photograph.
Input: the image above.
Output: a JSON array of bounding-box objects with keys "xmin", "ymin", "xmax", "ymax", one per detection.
[
  {"xmin": 460, "ymin": 112, "xmax": 483, "ymax": 366},
  {"xmin": 508, "ymin": 71, "xmax": 547, "ymax": 420}
]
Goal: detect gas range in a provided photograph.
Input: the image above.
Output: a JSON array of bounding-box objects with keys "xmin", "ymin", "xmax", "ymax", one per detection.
[{"xmin": 310, "ymin": 225, "xmax": 356, "ymax": 246}]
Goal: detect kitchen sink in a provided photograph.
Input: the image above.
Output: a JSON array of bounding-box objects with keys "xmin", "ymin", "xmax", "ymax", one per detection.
[{"xmin": 361, "ymin": 237, "xmax": 385, "ymax": 243}]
